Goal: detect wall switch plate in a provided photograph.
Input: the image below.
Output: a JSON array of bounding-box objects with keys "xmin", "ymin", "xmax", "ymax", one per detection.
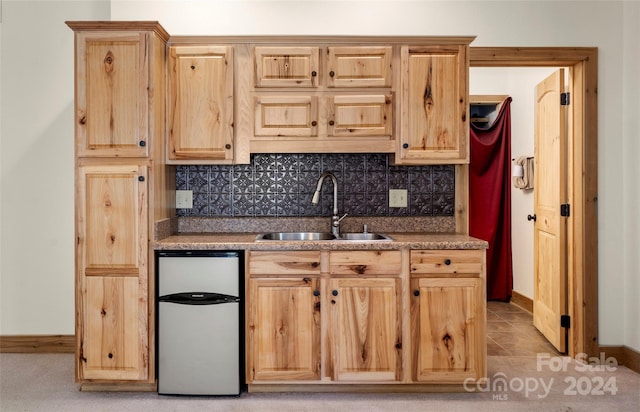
[
  {"xmin": 176, "ymin": 190, "xmax": 193, "ymax": 209},
  {"xmin": 389, "ymin": 189, "xmax": 408, "ymax": 208}
]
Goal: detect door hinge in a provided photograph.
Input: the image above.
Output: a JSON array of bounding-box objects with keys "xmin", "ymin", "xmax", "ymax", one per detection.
[
  {"xmin": 561, "ymin": 92, "xmax": 570, "ymax": 106},
  {"xmin": 561, "ymin": 203, "xmax": 570, "ymax": 217},
  {"xmin": 561, "ymin": 315, "xmax": 571, "ymax": 328}
]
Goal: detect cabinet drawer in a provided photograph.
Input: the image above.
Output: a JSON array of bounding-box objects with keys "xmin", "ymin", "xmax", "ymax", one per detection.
[
  {"xmin": 249, "ymin": 251, "xmax": 321, "ymax": 275},
  {"xmin": 410, "ymin": 250, "xmax": 483, "ymax": 275},
  {"xmin": 330, "ymin": 251, "xmax": 401, "ymax": 275},
  {"xmin": 254, "ymin": 46, "xmax": 319, "ymax": 87}
]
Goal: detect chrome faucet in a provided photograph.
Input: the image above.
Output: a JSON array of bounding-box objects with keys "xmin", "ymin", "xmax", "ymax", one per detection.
[{"xmin": 311, "ymin": 171, "xmax": 347, "ymax": 238}]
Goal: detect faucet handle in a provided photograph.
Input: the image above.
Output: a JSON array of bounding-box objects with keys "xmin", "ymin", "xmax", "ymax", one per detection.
[
  {"xmin": 363, "ymin": 224, "xmax": 368, "ymax": 234},
  {"xmin": 338, "ymin": 213, "xmax": 348, "ymax": 222}
]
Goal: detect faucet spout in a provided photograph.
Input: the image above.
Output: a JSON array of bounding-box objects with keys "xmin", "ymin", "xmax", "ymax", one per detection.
[{"xmin": 311, "ymin": 172, "xmax": 345, "ymax": 237}]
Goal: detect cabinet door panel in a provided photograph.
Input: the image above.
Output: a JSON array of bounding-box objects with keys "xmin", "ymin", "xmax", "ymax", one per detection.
[
  {"xmin": 411, "ymin": 277, "xmax": 484, "ymax": 383},
  {"xmin": 328, "ymin": 95, "xmax": 393, "ymax": 137},
  {"xmin": 327, "ymin": 46, "xmax": 392, "ymax": 88},
  {"xmin": 399, "ymin": 45, "xmax": 468, "ymax": 163},
  {"xmin": 168, "ymin": 46, "xmax": 234, "ymax": 161},
  {"xmin": 78, "ymin": 165, "xmax": 148, "ymax": 276},
  {"xmin": 76, "ymin": 32, "xmax": 149, "ymax": 157},
  {"xmin": 81, "ymin": 275, "xmax": 147, "ymax": 380},
  {"xmin": 248, "ymin": 278, "xmax": 321, "ymax": 381},
  {"xmin": 330, "ymin": 277, "xmax": 401, "ymax": 381},
  {"xmin": 254, "ymin": 96, "xmax": 318, "ymax": 137},
  {"xmin": 255, "ymin": 47, "xmax": 319, "ymax": 87}
]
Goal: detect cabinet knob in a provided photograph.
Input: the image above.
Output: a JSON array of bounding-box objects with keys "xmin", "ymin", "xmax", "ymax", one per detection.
[
  {"xmin": 403, "ymin": 143, "xmax": 409, "ymax": 149},
  {"xmin": 332, "ymin": 290, "xmax": 338, "ymax": 296},
  {"xmin": 329, "ymin": 70, "xmax": 335, "ymax": 77},
  {"xmin": 329, "ymin": 120, "xmax": 335, "ymax": 126},
  {"xmin": 138, "ymin": 176, "xmax": 145, "ymax": 182},
  {"xmin": 225, "ymin": 144, "xmax": 232, "ymax": 150},
  {"xmin": 444, "ymin": 259, "xmax": 451, "ymax": 266},
  {"xmin": 138, "ymin": 140, "xmax": 146, "ymax": 147},
  {"xmin": 313, "ymin": 290, "xmax": 320, "ymax": 297},
  {"xmin": 311, "ymin": 71, "xmax": 317, "ymax": 77},
  {"xmin": 311, "ymin": 121, "xmax": 317, "ymax": 127},
  {"xmin": 528, "ymin": 214, "xmax": 537, "ymax": 222},
  {"xmin": 413, "ymin": 290, "xmax": 420, "ymax": 297}
]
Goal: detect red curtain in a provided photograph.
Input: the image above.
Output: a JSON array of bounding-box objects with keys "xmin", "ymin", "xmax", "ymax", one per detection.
[{"xmin": 469, "ymin": 98, "xmax": 513, "ymax": 301}]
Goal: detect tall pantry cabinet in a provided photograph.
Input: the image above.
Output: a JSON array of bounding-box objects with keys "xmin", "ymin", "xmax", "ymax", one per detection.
[{"xmin": 67, "ymin": 21, "xmax": 173, "ymax": 384}]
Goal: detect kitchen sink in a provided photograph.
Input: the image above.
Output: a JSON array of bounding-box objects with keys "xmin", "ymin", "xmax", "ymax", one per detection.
[
  {"xmin": 339, "ymin": 232, "xmax": 393, "ymax": 241},
  {"xmin": 255, "ymin": 232, "xmax": 393, "ymax": 242},
  {"xmin": 256, "ymin": 232, "xmax": 336, "ymax": 241}
]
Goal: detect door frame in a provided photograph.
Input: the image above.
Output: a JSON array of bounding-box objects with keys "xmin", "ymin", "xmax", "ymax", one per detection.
[{"xmin": 469, "ymin": 47, "xmax": 598, "ymax": 358}]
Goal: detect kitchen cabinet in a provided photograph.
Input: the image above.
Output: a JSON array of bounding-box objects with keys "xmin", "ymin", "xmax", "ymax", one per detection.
[
  {"xmin": 247, "ymin": 250, "xmax": 401, "ymax": 384},
  {"xmin": 73, "ymin": 30, "xmax": 151, "ymax": 158},
  {"xmin": 397, "ymin": 45, "xmax": 469, "ymax": 164},
  {"xmin": 168, "ymin": 45, "xmax": 234, "ymax": 163},
  {"xmin": 326, "ymin": 46, "xmax": 392, "ymax": 88},
  {"xmin": 249, "ymin": 44, "xmax": 396, "ymax": 153},
  {"xmin": 328, "ymin": 251, "xmax": 402, "ymax": 382},
  {"xmin": 68, "ymin": 21, "xmax": 172, "ymax": 386},
  {"xmin": 410, "ymin": 250, "xmax": 486, "ymax": 383},
  {"xmin": 247, "ymin": 251, "xmax": 322, "ymax": 382},
  {"xmin": 76, "ymin": 164, "xmax": 149, "ymax": 380}
]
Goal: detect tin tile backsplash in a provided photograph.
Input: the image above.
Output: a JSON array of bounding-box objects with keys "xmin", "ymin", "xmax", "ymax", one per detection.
[{"xmin": 175, "ymin": 154, "xmax": 455, "ymax": 217}]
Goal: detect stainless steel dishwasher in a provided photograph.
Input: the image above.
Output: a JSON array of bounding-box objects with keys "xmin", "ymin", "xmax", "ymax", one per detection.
[{"xmin": 157, "ymin": 250, "xmax": 242, "ymax": 396}]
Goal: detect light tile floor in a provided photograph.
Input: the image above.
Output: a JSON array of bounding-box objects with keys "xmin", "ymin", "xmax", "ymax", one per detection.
[{"xmin": 487, "ymin": 301, "xmax": 561, "ymax": 357}]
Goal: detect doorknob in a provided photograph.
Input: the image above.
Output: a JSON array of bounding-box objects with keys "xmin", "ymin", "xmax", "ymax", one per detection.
[{"xmin": 527, "ymin": 214, "xmax": 537, "ymax": 222}]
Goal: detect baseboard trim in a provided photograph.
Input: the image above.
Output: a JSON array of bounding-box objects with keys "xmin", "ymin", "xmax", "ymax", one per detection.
[
  {"xmin": 510, "ymin": 290, "xmax": 533, "ymax": 313},
  {"xmin": 0, "ymin": 335, "xmax": 75, "ymax": 353},
  {"xmin": 599, "ymin": 345, "xmax": 640, "ymax": 374}
]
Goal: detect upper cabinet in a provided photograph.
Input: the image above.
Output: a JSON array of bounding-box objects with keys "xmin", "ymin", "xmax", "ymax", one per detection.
[
  {"xmin": 254, "ymin": 46, "xmax": 320, "ymax": 88},
  {"xmin": 74, "ymin": 31, "xmax": 151, "ymax": 157},
  {"xmin": 168, "ymin": 45, "xmax": 234, "ymax": 163},
  {"xmin": 326, "ymin": 46, "xmax": 392, "ymax": 88},
  {"xmin": 397, "ymin": 45, "xmax": 470, "ymax": 164}
]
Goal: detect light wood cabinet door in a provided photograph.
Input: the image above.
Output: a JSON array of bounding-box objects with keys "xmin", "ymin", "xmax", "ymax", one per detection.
[
  {"xmin": 329, "ymin": 277, "xmax": 401, "ymax": 381},
  {"xmin": 327, "ymin": 46, "xmax": 392, "ymax": 88},
  {"xmin": 254, "ymin": 95, "xmax": 318, "ymax": 137},
  {"xmin": 254, "ymin": 46, "xmax": 319, "ymax": 88},
  {"xmin": 410, "ymin": 276, "xmax": 485, "ymax": 383},
  {"xmin": 75, "ymin": 31, "xmax": 149, "ymax": 157},
  {"xmin": 77, "ymin": 164, "xmax": 148, "ymax": 380},
  {"xmin": 168, "ymin": 45, "xmax": 234, "ymax": 162},
  {"xmin": 247, "ymin": 277, "xmax": 321, "ymax": 382},
  {"xmin": 328, "ymin": 95, "xmax": 393, "ymax": 137},
  {"xmin": 398, "ymin": 45, "xmax": 469, "ymax": 164}
]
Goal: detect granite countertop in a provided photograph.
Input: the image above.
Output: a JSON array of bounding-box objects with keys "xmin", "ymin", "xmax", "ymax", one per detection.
[{"xmin": 154, "ymin": 232, "xmax": 488, "ymax": 251}]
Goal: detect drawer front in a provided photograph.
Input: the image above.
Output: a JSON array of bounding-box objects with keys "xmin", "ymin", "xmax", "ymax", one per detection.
[
  {"xmin": 410, "ymin": 250, "xmax": 483, "ymax": 275},
  {"xmin": 328, "ymin": 95, "xmax": 393, "ymax": 137},
  {"xmin": 249, "ymin": 251, "xmax": 321, "ymax": 275},
  {"xmin": 327, "ymin": 46, "xmax": 392, "ymax": 88},
  {"xmin": 330, "ymin": 250, "xmax": 401, "ymax": 276}
]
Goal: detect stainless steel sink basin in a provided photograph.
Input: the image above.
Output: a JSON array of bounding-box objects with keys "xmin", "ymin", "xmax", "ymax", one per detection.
[
  {"xmin": 255, "ymin": 232, "xmax": 393, "ymax": 241},
  {"xmin": 339, "ymin": 232, "xmax": 393, "ymax": 241},
  {"xmin": 256, "ymin": 232, "xmax": 336, "ymax": 241}
]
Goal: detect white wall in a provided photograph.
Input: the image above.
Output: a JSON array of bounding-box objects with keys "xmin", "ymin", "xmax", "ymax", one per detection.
[
  {"xmin": 1, "ymin": 0, "xmax": 637, "ymax": 351},
  {"xmin": 470, "ymin": 67, "xmax": 556, "ymax": 300}
]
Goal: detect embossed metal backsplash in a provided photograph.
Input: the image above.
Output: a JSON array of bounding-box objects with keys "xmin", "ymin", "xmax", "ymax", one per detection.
[{"xmin": 175, "ymin": 154, "xmax": 455, "ymax": 217}]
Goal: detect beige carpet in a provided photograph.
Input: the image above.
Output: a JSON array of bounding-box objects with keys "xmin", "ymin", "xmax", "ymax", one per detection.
[{"xmin": 1, "ymin": 353, "xmax": 638, "ymax": 411}]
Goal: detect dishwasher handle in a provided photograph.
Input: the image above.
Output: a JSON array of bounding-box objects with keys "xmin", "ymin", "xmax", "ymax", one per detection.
[{"xmin": 158, "ymin": 292, "xmax": 240, "ymax": 305}]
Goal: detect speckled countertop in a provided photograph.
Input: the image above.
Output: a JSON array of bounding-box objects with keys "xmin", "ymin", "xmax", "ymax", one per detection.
[{"xmin": 154, "ymin": 232, "xmax": 488, "ymax": 251}]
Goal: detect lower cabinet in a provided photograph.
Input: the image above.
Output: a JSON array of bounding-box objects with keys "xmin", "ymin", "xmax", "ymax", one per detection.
[
  {"xmin": 246, "ymin": 248, "xmax": 486, "ymax": 388},
  {"xmin": 329, "ymin": 277, "xmax": 401, "ymax": 381},
  {"xmin": 410, "ymin": 250, "xmax": 486, "ymax": 384},
  {"xmin": 247, "ymin": 277, "xmax": 321, "ymax": 381}
]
